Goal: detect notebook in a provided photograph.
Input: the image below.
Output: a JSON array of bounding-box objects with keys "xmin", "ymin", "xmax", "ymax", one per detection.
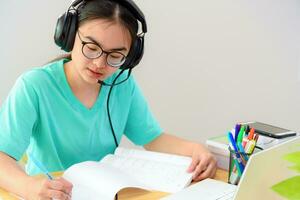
[
  {"xmin": 162, "ymin": 136, "xmax": 300, "ymax": 200},
  {"xmin": 63, "ymin": 147, "xmax": 193, "ymax": 200}
]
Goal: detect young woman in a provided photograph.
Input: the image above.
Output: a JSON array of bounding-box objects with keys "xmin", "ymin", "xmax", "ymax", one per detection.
[{"xmin": 0, "ymin": 0, "xmax": 217, "ymax": 199}]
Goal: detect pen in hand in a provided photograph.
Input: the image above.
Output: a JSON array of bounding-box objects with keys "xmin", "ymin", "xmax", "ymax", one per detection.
[
  {"xmin": 28, "ymin": 153, "xmax": 53, "ymax": 180},
  {"xmin": 28, "ymin": 153, "xmax": 73, "ymax": 200}
]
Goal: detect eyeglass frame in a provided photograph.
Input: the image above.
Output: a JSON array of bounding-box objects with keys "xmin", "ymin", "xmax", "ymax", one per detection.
[{"xmin": 77, "ymin": 31, "xmax": 127, "ymax": 68}]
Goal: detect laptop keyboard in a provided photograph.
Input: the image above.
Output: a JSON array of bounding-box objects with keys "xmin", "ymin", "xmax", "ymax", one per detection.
[{"xmin": 161, "ymin": 178, "xmax": 237, "ymax": 200}]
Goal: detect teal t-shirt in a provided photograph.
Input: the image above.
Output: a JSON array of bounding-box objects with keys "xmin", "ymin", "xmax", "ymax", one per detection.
[{"xmin": 0, "ymin": 59, "xmax": 162, "ymax": 175}]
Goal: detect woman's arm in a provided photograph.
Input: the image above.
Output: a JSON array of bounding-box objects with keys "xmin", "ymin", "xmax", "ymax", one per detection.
[
  {"xmin": 0, "ymin": 152, "xmax": 72, "ymax": 200},
  {"xmin": 144, "ymin": 133, "xmax": 217, "ymax": 181}
]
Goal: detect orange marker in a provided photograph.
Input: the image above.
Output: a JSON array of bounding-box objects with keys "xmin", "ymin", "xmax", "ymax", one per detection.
[{"xmin": 248, "ymin": 128, "xmax": 255, "ymax": 140}]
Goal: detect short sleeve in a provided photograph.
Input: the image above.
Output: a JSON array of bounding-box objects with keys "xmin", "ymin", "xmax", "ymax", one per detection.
[
  {"xmin": 0, "ymin": 76, "xmax": 38, "ymax": 160},
  {"xmin": 124, "ymin": 79, "xmax": 162, "ymax": 145}
]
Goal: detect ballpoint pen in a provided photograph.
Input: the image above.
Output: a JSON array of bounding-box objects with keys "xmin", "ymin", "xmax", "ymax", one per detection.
[
  {"xmin": 28, "ymin": 153, "xmax": 53, "ymax": 180},
  {"xmin": 227, "ymin": 131, "xmax": 244, "ymax": 175},
  {"xmin": 238, "ymin": 143, "xmax": 249, "ymax": 162},
  {"xmin": 29, "ymin": 154, "xmax": 73, "ymax": 199},
  {"xmin": 237, "ymin": 125, "xmax": 245, "ymax": 145},
  {"xmin": 234, "ymin": 124, "xmax": 241, "ymax": 143}
]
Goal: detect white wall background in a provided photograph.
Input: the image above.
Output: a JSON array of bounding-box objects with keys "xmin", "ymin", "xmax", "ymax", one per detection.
[{"xmin": 1, "ymin": 0, "xmax": 300, "ymax": 145}]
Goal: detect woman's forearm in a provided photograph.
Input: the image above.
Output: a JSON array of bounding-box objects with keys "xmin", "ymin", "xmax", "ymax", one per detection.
[
  {"xmin": 0, "ymin": 152, "xmax": 34, "ymax": 199},
  {"xmin": 144, "ymin": 133, "xmax": 201, "ymax": 157}
]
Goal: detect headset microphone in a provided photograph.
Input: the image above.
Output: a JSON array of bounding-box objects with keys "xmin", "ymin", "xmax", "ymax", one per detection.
[{"xmin": 97, "ymin": 68, "xmax": 132, "ymax": 86}]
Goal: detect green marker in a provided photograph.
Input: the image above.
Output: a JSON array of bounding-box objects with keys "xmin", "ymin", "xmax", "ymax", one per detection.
[{"xmin": 237, "ymin": 125, "xmax": 245, "ymax": 144}]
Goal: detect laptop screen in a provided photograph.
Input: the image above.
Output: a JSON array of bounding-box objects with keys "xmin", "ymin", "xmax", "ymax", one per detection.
[{"xmin": 234, "ymin": 136, "xmax": 300, "ymax": 200}]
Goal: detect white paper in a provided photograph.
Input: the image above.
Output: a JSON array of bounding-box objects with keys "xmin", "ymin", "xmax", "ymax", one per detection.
[
  {"xmin": 63, "ymin": 161, "xmax": 149, "ymax": 200},
  {"xmin": 63, "ymin": 148, "xmax": 193, "ymax": 199}
]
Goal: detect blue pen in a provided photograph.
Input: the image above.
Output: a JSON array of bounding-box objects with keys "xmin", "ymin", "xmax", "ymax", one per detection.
[
  {"xmin": 227, "ymin": 135, "xmax": 242, "ymax": 176},
  {"xmin": 234, "ymin": 124, "xmax": 241, "ymax": 143},
  {"xmin": 227, "ymin": 131, "xmax": 245, "ymax": 174},
  {"xmin": 28, "ymin": 153, "xmax": 53, "ymax": 180},
  {"xmin": 238, "ymin": 143, "xmax": 249, "ymax": 161}
]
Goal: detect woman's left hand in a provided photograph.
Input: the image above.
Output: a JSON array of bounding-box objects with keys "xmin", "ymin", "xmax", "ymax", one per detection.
[{"xmin": 187, "ymin": 144, "xmax": 217, "ymax": 181}]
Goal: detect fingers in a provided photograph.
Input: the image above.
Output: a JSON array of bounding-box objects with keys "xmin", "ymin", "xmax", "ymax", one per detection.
[
  {"xmin": 193, "ymin": 161, "xmax": 217, "ymax": 182},
  {"xmin": 192, "ymin": 156, "xmax": 209, "ymax": 179},
  {"xmin": 192, "ymin": 155, "xmax": 217, "ymax": 181},
  {"xmin": 49, "ymin": 180, "xmax": 65, "ymax": 191},
  {"xmin": 46, "ymin": 189, "xmax": 71, "ymax": 200},
  {"xmin": 38, "ymin": 178, "xmax": 72, "ymax": 200},
  {"xmin": 29, "ymin": 176, "xmax": 73, "ymax": 200},
  {"xmin": 187, "ymin": 157, "xmax": 199, "ymax": 173},
  {"xmin": 51, "ymin": 178, "xmax": 73, "ymax": 194}
]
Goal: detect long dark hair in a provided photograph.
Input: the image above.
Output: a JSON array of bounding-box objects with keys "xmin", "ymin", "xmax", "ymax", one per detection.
[{"xmin": 49, "ymin": 0, "xmax": 138, "ymax": 63}]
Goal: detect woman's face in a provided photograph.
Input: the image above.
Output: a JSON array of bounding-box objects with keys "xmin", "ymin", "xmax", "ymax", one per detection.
[{"xmin": 70, "ymin": 19, "xmax": 132, "ymax": 85}]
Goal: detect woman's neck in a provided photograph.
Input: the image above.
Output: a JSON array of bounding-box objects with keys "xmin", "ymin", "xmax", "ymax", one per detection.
[{"xmin": 64, "ymin": 61, "xmax": 101, "ymax": 108}]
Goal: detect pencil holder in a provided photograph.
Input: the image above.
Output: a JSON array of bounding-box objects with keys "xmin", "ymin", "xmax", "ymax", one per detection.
[{"xmin": 228, "ymin": 147, "xmax": 251, "ymax": 185}]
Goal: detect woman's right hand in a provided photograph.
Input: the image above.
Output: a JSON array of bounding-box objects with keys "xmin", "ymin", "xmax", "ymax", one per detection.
[{"xmin": 26, "ymin": 176, "xmax": 73, "ymax": 200}]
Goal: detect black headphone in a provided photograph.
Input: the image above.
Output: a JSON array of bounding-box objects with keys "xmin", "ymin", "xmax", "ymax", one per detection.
[{"xmin": 54, "ymin": 0, "xmax": 147, "ymax": 70}]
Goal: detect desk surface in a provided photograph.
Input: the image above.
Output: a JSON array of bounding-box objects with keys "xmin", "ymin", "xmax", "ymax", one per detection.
[{"xmin": 0, "ymin": 169, "xmax": 228, "ymax": 200}]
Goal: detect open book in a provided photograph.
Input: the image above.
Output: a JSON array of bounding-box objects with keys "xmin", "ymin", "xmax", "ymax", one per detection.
[{"xmin": 63, "ymin": 147, "xmax": 193, "ymax": 200}]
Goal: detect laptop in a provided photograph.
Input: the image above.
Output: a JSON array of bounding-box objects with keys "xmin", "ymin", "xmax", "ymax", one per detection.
[{"xmin": 162, "ymin": 136, "xmax": 300, "ymax": 200}]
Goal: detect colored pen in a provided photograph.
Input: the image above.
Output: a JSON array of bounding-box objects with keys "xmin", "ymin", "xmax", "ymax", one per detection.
[
  {"xmin": 227, "ymin": 131, "xmax": 245, "ymax": 174},
  {"xmin": 245, "ymin": 140, "xmax": 256, "ymax": 154},
  {"xmin": 242, "ymin": 136, "xmax": 249, "ymax": 148},
  {"xmin": 229, "ymin": 171, "xmax": 240, "ymax": 185},
  {"xmin": 28, "ymin": 153, "xmax": 53, "ymax": 180},
  {"xmin": 248, "ymin": 128, "xmax": 255, "ymax": 140},
  {"xmin": 237, "ymin": 125, "xmax": 245, "ymax": 145},
  {"xmin": 234, "ymin": 124, "xmax": 241, "ymax": 142},
  {"xmin": 230, "ymin": 154, "xmax": 242, "ymax": 177},
  {"xmin": 244, "ymin": 124, "xmax": 250, "ymax": 136},
  {"xmin": 238, "ymin": 143, "xmax": 249, "ymax": 162},
  {"xmin": 253, "ymin": 133, "xmax": 259, "ymax": 142}
]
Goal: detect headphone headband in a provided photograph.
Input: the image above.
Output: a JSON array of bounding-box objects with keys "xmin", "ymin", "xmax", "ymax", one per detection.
[
  {"xmin": 69, "ymin": 0, "xmax": 147, "ymax": 33},
  {"xmin": 54, "ymin": 0, "xmax": 147, "ymax": 69}
]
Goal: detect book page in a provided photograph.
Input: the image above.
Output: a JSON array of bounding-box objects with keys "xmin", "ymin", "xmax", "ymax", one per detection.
[
  {"xmin": 114, "ymin": 147, "xmax": 192, "ymax": 166},
  {"xmin": 63, "ymin": 161, "xmax": 149, "ymax": 200},
  {"xmin": 102, "ymin": 148, "xmax": 193, "ymax": 193},
  {"xmin": 63, "ymin": 148, "xmax": 193, "ymax": 199}
]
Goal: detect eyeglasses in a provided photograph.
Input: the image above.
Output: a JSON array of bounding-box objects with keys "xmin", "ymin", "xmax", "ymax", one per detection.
[{"xmin": 77, "ymin": 32, "xmax": 127, "ymax": 68}]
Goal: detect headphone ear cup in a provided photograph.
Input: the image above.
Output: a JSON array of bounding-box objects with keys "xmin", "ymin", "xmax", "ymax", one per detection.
[
  {"xmin": 63, "ymin": 12, "xmax": 78, "ymax": 52},
  {"xmin": 54, "ymin": 13, "xmax": 68, "ymax": 48},
  {"xmin": 54, "ymin": 11, "xmax": 78, "ymax": 52},
  {"xmin": 121, "ymin": 36, "xmax": 144, "ymax": 70}
]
